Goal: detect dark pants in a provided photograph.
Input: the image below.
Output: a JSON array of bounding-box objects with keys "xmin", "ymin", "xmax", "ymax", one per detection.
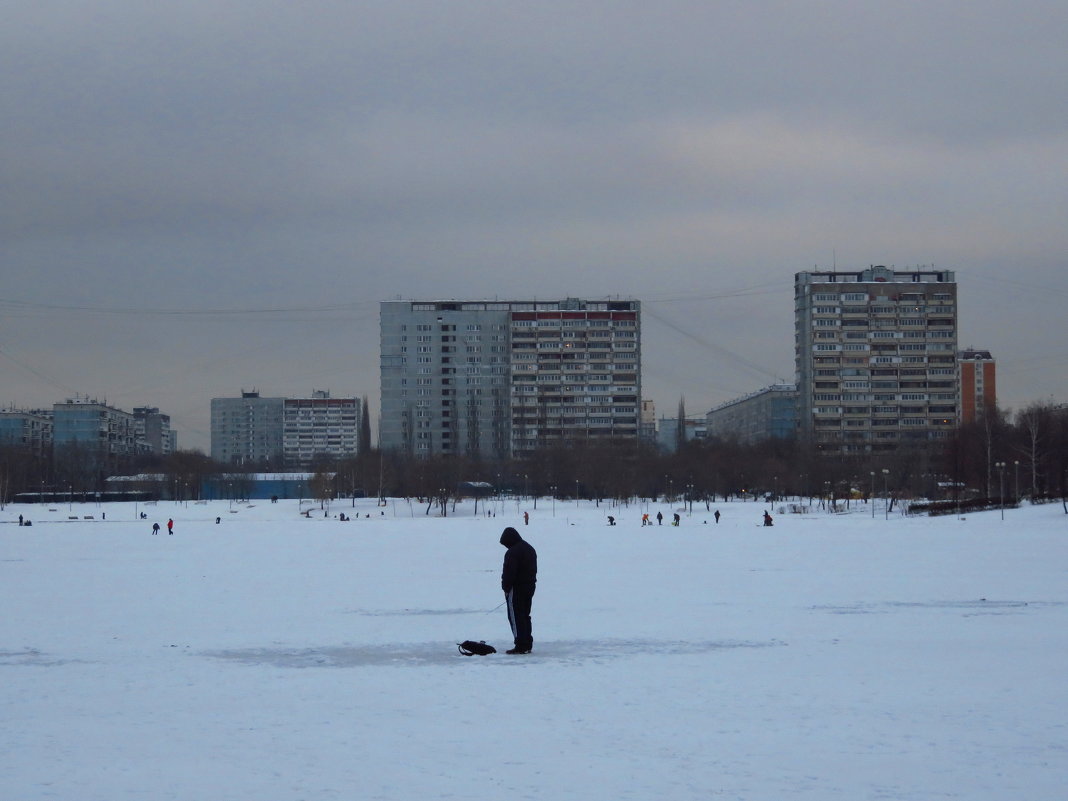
[{"xmin": 506, "ymin": 587, "xmax": 535, "ymax": 651}]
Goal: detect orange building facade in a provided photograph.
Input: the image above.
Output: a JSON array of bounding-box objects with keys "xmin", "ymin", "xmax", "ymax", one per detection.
[{"xmin": 959, "ymin": 349, "xmax": 996, "ymax": 424}]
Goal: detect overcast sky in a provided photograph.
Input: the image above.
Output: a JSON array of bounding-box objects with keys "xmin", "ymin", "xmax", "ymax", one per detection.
[{"xmin": 2, "ymin": 1, "xmax": 1066, "ymax": 452}]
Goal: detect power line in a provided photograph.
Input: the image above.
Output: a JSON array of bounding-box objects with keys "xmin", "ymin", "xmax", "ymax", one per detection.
[
  {"xmin": 642, "ymin": 304, "xmax": 783, "ymax": 383},
  {"xmin": 0, "ymin": 346, "xmax": 80, "ymax": 397},
  {"xmin": 641, "ymin": 281, "xmax": 788, "ymax": 304},
  {"xmin": 0, "ymin": 298, "xmax": 378, "ymax": 318}
]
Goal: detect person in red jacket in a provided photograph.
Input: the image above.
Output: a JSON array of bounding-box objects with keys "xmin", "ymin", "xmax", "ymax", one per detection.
[{"xmin": 167, "ymin": 518, "xmax": 174, "ymax": 535}]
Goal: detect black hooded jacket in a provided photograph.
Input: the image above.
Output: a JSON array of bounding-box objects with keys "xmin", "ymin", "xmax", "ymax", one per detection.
[{"xmin": 500, "ymin": 527, "xmax": 537, "ymax": 594}]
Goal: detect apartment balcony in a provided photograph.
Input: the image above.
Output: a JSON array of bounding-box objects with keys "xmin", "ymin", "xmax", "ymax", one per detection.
[
  {"xmin": 871, "ymin": 411, "xmax": 900, "ymax": 420},
  {"xmin": 840, "ymin": 408, "xmax": 871, "ymax": 417}
]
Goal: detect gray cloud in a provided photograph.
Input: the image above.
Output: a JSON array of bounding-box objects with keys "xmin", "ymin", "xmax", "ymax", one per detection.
[{"xmin": 2, "ymin": 1, "xmax": 1066, "ymax": 448}]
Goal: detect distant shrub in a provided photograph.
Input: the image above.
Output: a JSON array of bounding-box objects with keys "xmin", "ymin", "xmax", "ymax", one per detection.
[{"xmin": 908, "ymin": 497, "xmax": 1019, "ymax": 516}]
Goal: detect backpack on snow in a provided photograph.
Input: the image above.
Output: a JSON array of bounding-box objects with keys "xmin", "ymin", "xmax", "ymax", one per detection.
[{"xmin": 458, "ymin": 640, "xmax": 497, "ymax": 656}]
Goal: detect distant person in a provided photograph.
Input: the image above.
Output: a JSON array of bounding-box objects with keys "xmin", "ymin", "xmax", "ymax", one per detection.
[
  {"xmin": 523, "ymin": 511, "xmax": 529, "ymax": 526},
  {"xmin": 763, "ymin": 510, "xmax": 773, "ymax": 527},
  {"xmin": 641, "ymin": 513, "xmax": 650, "ymax": 526},
  {"xmin": 673, "ymin": 513, "xmax": 681, "ymax": 526},
  {"xmin": 607, "ymin": 515, "xmax": 616, "ymax": 526},
  {"xmin": 656, "ymin": 511, "xmax": 663, "ymax": 525},
  {"xmin": 18, "ymin": 514, "xmax": 23, "ymax": 526},
  {"xmin": 714, "ymin": 509, "xmax": 721, "ymax": 524},
  {"xmin": 499, "ymin": 526, "xmax": 537, "ymax": 655},
  {"xmin": 152, "ymin": 522, "xmax": 160, "ymax": 535},
  {"xmin": 167, "ymin": 518, "xmax": 174, "ymax": 535}
]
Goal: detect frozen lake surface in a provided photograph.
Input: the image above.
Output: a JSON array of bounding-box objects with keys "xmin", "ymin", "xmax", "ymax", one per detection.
[{"xmin": 3, "ymin": 497, "xmax": 1066, "ymax": 800}]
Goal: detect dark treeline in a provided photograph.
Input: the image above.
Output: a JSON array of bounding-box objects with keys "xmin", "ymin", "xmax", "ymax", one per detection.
[{"xmin": 2, "ymin": 402, "xmax": 1066, "ymax": 509}]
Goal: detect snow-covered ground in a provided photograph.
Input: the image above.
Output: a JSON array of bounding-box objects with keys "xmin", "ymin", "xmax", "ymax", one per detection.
[{"xmin": 2, "ymin": 496, "xmax": 1066, "ymax": 800}]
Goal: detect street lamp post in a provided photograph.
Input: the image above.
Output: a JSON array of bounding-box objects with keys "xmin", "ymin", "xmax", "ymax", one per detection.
[
  {"xmin": 1014, "ymin": 460, "xmax": 1020, "ymax": 504},
  {"xmin": 881, "ymin": 469, "xmax": 890, "ymax": 520},
  {"xmin": 550, "ymin": 486, "xmax": 557, "ymax": 517},
  {"xmin": 996, "ymin": 461, "xmax": 1006, "ymax": 520},
  {"xmin": 870, "ymin": 472, "xmax": 876, "ymax": 518}
]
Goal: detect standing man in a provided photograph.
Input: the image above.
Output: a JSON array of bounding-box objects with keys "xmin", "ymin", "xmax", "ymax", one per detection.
[
  {"xmin": 500, "ymin": 526, "xmax": 537, "ymax": 655},
  {"xmin": 167, "ymin": 518, "xmax": 174, "ymax": 535}
]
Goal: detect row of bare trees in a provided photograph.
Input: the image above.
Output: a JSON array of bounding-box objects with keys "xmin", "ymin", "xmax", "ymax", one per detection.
[
  {"xmin": 946, "ymin": 401, "xmax": 1068, "ymax": 503},
  {"xmin": 363, "ymin": 401, "xmax": 1068, "ymax": 509},
  {"xmin": 3, "ymin": 401, "xmax": 1065, "ymax": 509}
]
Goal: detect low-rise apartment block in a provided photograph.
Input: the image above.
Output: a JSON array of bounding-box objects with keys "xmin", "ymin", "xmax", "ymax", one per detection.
[{"xmin": 705, "ymin": 384, "xmax": 798, "ymax": 445}]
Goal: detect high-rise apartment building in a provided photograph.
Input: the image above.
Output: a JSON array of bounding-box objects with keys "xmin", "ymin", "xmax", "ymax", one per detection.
[
  {"xmin": 380, "ymin": 298, "xmax": 641, "ymax": 458},
  {"xmin": 133, "ymin": 407, "xmax": 177, "ymax": 455},
  {"xmin": 795, "ymin": 266, "xmax": 958, "ymax": 454},
  {"xmin": 210, "ymin": 391, "xmax": 285, "ymax": 466},
  {"xmin": 212, "ymin": 390, "xmax": 363, "ymax": 468},
  {"xmin": 958, "ymin": 348, "xmax": 997, "ymax": 424},
  {"xmin": 282, "ymin": 391, "xmax": 361, "ymax": 467}
]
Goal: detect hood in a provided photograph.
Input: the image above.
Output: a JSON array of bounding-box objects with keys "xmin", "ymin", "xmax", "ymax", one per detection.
[{"xmin": 499, "ymin": 527, "xmax": 522, "ymax": 548}]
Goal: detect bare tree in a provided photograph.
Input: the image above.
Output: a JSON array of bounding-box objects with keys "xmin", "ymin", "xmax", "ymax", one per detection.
[
  {"xmin": 676, "ymin": 397, "xmax": 687, "ymax": 453},
  {"xmin": 359, "ymin": 396, "xmax": 372, "ymax": 455},
  {"xmin": 310, "ymin": 471, "xmax": 335, "ymax": 509},
  {"xmin": 1014, "ymin": 403, "xmax": 1053, "ymax": 498}
]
